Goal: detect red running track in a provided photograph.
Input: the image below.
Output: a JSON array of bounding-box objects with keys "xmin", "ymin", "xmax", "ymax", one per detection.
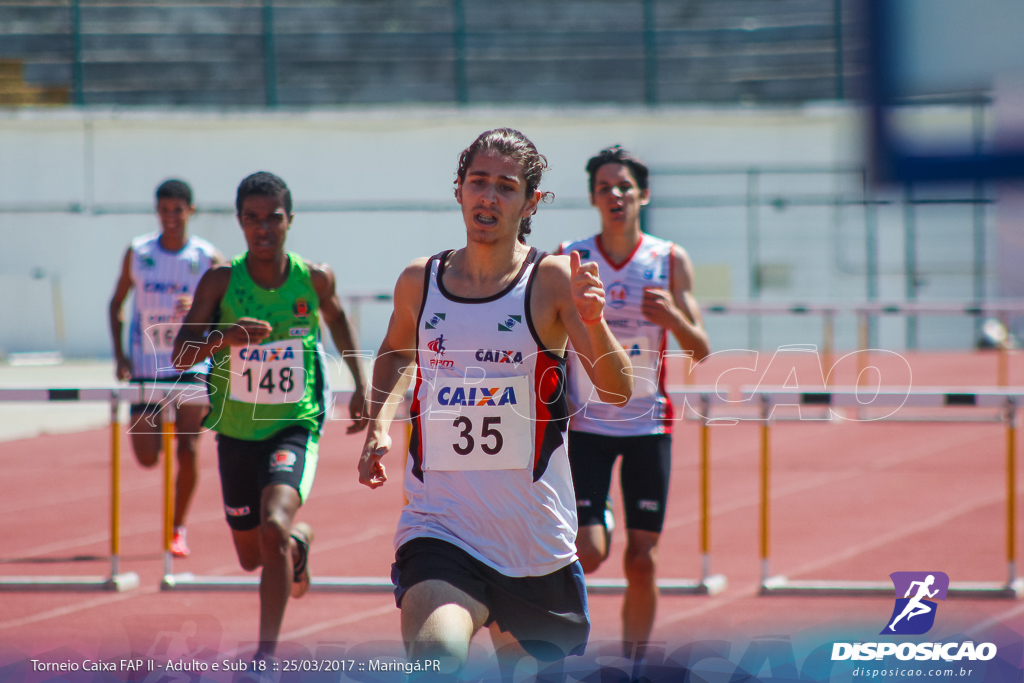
[{"xmin": 0, "ymin": 352, "xmax": 1022, "ymax": 680}]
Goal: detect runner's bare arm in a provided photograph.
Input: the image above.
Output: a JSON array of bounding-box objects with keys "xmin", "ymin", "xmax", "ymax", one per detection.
[
  {"xmin": 641, "ymin": 244, "xmax": 710, "ymax": 361},
  {"xmin": 310, "ymin": 262, "xmax": 369, "ymax": 434},
  {"xmin": 108, "ymin": 248, "xmax": 134, "ymax": 381},
  {"xmin": 357, "ymin": 258, "xmax": 427, "ymax": 489},
  {"xmin": 535, "ymin": 252, "xmax": 633, "ymax": 406},
  {"xmin": 171, "ymin": 265, "xmax": 270, "ymax": 370}
]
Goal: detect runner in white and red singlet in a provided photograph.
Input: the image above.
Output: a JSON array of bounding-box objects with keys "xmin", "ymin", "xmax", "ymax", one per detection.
[
  {"xmin": 558, "ymin": 146, "xmax": 710, "ymax": 658},
  {"xmin": 358, "ymin": 129, "xmax": 634, "ymax": 677}
]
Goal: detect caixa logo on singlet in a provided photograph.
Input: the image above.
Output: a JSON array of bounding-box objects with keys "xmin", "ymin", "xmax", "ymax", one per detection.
[
  {"xmin": 436, "ymin": 385, "xmax": 518, "ymax": 406},
  {"xmin": 475, "ymin": 349, "xmax": 523, "ymax": 365},
  {"xmin": 143, "ymin": 282, "xmax": 189, "ymax": 294},
  {"xmin": 238, "ymin": 346, "xmax": 297, "ymax": 362}
]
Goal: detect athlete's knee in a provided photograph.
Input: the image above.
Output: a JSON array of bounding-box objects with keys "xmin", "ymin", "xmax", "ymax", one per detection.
[
  {"xmin": 175, "ymin": 440, "xmax": 198, "ymax": 468},
  {"xmin": 230, "ymin": 528, "xmax": 263, "ymax": 570},
  {"xmin": 623, "ymin": 545, "xmax": 657, "ymax": 583},
  {"xmin": 129, "ymin": 427, "xmax": 162, "ymax": 467},
  {"xmin": 237, "ymin": 548, "xmax": 262, "ymax": 572},
  {"xmin": 575, "ymin": 524, "xmax": 610, "ymax": 573},
  {"xmin": 407, "ymin": 635, "xmax": 470, "ymax": 675},
  {"xmin": 132, "ymin": 447, "xmax": 160, "ymax": 468},
  {"xmin": 576, "ymin": 544, "xmax": 608, "ymax": 573},
  {"xmin": 257, "ymin": 516, "xmax": 292, "ymax": 560}
]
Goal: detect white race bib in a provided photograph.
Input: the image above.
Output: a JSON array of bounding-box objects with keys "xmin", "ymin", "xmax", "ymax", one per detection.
[
  {"xmin": 229, "ymin": 341, "xmax": 306, "ymax": 404},
  {"xmin": 423, "ymin": 375, "xmax": 533, "ymax": 471},
  {"xmin": 574, "ymin": 336, "xmax": 661, "ymax": 403},
  {"xmin": 142, "ymin": 308, "xmax": 180, "ymax": 353}
]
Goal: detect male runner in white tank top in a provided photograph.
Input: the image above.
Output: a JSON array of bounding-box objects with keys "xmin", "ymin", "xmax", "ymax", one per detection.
[
  {"xmin": 358, "ymin": 129, "xmax": 634, "ymax": 676},
  {"xmin": 108, "ymin": 179, "xmax": 223, "ymax": 558},
  {"xmin": 559, "ymin": 146, "xmax": 710, "ymax": 658}
]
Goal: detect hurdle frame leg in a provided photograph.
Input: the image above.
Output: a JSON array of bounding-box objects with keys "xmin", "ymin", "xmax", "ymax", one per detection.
[
  {"xmin": 759, "ymin": 398, "xmax": 774, "ymax": 592},
  {"xmin": 1005, "ymin": 399, "xmax": 1022, "ymax": 594},
  {"xmin": 162, "ymin": 402, "xmax": 175, "ymax": 579},
  {"xmin": 107, "ymin": 394, "xmax": 140, "ymax": 591},
  {"xmin": 698, "ymin": 395, "xmax": 727, "ymax": 594},
  {"xmin": 0, "ymin": 393, "xmax": 139, "ymax": 592}
]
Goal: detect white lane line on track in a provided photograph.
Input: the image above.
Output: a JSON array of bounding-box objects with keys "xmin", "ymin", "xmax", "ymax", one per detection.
[
  {"xmin": 0, "ymin": 526, "xmax": 396, "ymax": 630},
  {"xmin": 965, "ymin": 602, "xmax": 1024, "ymax": 637},
  {"xmin": 0, "ymin": 586, "xmax": 161, "ymax": 630},
  {"xmin": 663, "ymin": 427, "xmax": 988, "ymax": 533},
  {"xmin": 188, "ymin": 525, "xmax": 394, "ymax": 577},
  {"xmin": 280, "ymin": 604, "xmax": 397, "ymax": 642},
  {"xmin": 656, "ymin": 582, "xmax": 763, "ymax": 627},
  {"xmin": 5, "ymin": 474, "xmax": 390, "ymax": 559},
  {"xmin": 780, "ymin": 491, "xmax": 1002, "ymax": 580},
  {"xmin": 655, "ymin": 495, "xmax": 1004, "ymax": 628}
]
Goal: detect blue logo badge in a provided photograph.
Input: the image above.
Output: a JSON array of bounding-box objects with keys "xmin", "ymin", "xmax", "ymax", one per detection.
[{"xmin": 881, "ymin": 572, "xmax": 949, "ymax": 635}]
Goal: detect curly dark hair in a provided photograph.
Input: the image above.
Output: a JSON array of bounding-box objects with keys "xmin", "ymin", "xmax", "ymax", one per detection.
[
  {"xmin": 585, "ymin": 145, "xmax": 649, "ymax": 194},
  {"xmin": 455, "ymin": 128, "xmax": 553, "ymax": 243}
]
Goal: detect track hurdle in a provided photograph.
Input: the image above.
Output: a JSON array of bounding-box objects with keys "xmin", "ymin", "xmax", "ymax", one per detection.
[
  {"xmin": 744, "ymin": 386, "xmax": 1024, "ymax": 599},
  {"xmin": 0, "ymin": 386, "xmax": 139, "ymax": 592},
  {"xmin": 854, "ymin": 302, "xmax": 1024, "ymax": 387},
  {"xmin": 158, "ymin": 388, "xmax": 399, "ymax": 593}
]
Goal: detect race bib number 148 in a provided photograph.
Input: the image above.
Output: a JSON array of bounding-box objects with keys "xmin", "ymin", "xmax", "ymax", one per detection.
[{"xmin": 229, "ymin": 341, "xmax": 306, "ymax": 404}]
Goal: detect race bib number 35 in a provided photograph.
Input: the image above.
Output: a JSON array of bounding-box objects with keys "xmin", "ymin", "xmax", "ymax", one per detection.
[
  {"xmin": 229, "ymin": 341, "xmax": 306, "ymax": 404},
  {"xmin": 423, "ymin": 375, "xmax": 533, "ymax": 471}
]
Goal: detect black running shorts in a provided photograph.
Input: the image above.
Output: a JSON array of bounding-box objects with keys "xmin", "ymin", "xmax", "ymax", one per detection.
[
  {"xmin": 392, "ymin": 537, "xmax": 590, "ymax": 661},
  {"xmin": 216, "ymin": 426, "xmax": 319, "ymax": 531},
  {"xmin": 567, "ymin": 430, "xmax": 672, "ymax": 533}
]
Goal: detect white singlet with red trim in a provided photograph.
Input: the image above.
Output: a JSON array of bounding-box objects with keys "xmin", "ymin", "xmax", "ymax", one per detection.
[
  {"xmin": 128, "ymin": 233, "xmax": 217, "ymax": 379},
  {"xmin": 559, "ymin": 233, "xmax": 675, "ymax": 436},
  {"xmin": 395, "ymin": 248, "xmax": 577, "ymax": 577}
]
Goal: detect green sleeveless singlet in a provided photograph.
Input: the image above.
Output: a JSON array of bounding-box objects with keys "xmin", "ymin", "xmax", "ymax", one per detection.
[{"xmin": 204, "ymin": 252, "xmax": 328, "ymax": 440}]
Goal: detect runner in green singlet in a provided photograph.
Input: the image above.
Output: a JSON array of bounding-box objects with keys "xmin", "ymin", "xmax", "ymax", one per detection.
[{"xmin": 173, "ymin": 172, "xmax": 367, "ymax": 668}]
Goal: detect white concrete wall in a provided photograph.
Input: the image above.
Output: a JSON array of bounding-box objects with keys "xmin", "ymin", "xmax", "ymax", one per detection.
[{"xmin": 0, "ymin": 104, "xmax": 991, "ymax": 358}]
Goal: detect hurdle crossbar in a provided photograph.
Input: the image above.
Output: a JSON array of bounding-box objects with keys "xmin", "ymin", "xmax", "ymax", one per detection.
[
  {"xmin": 0, "ymin": 381, "xmax": 727, "ymax": 595},
  {"xmin": 0, "ymin": 385, "xmax": 140, "ymax": 592},
  {"xmin": 851, "ymin": 302, "xmax": 1024, "ymax": 387},
  {"xmin": 162, "ymin": 387, "xmax": 729, "ymax": 596},
  {"xmin": 741, "ymin": 386, "xmax": 1024, "ymax": 599}
]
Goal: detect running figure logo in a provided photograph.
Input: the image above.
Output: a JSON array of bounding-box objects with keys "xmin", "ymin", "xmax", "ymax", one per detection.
[
  {"xmin": 882, "ymin": 571, "xmax": 949, "ymax": 635},
  {"xmin": 427, "ymin": 335, "xmax": 446, "ymax": 358}
]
